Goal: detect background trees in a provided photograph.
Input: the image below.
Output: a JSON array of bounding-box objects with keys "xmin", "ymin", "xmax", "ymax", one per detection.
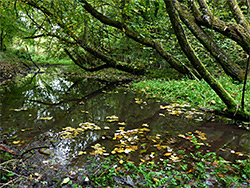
[{"xmin": 3, "ymin": 0, "xmax": 250, "ymax": 120}]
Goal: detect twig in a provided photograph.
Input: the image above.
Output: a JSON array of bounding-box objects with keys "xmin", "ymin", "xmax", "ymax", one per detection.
[
  {"xmin": 21, "ymin": 146, "xmax": 49, "ymax": 157},
  {"xmin": 241, "ymin": 52, "xmax": 250, "ymax": 110},
  {"xmin": 25, "ymin": 45, "xmax": 40, "ymax": 71},
  {"xmin": 0, "ymin": 168, "xmax": 29, "ymax": 180},
  {"xmin": 0, "ymin": 159, "xmax": 18, "ymax": 167},
  {"xmin": 98, "ymin": 157, "xmax": 124, "ymax": 179},
  {"xmin": 0, "ymin": 177, "xmax": 21, "ymax": 188}
]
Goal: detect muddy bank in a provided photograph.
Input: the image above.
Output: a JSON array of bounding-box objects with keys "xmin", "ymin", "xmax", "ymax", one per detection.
[{"xmin": 0, "ymin": 62, "xmax": 29, "ymax": 83}]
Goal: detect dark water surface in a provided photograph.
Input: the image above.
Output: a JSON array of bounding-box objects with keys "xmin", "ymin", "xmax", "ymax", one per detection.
[{"xmin": 1, "ymin": 66, "xmax": 250, "ymax": 185}]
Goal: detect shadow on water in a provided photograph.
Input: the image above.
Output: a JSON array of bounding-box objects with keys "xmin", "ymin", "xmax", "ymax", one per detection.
[{"xmin": 1, "ymin": 66, "xmax": 250, "ymax": 185}]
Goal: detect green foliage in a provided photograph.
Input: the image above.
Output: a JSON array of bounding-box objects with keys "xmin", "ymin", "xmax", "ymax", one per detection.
[
  {"xmin": 88, "ymin": 153, "xmax": 250, "ymax": 187},
  {"xmin": 14, "ymin": 48, "xmax": 31, "ymax": 60},
  {"xmin": 131, "ymin": 76, "xmax": 250, "ymax": 111}
]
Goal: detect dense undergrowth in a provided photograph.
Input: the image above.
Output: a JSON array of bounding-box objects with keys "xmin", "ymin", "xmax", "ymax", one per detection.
[{"xmin": 131, "ymin": 77, "xmax": 250, "ymax": 113}]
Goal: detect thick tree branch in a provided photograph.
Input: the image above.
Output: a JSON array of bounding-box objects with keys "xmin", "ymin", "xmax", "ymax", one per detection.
[
  {"xmin": 64, "ymin": 48, "xmax": 111, "ymax": 72},
  {"xmin": 177, "ymin": 2, "xmax": 245, "ymax": 82},
  {"xmin": 79, "ymin": 0, "xmax": 201, "ymax": 78},
  {"xmin": 164, "ymin": 0, "xmax": 237, "ymax": 110},
  {"xmin": 22, "ymin": 0, "xmax": 144, "ymax": 75},
  {"xmin": 194, "ymin": 0, "xmax": 250, "ymax": 53},
  {"xmin": 227, "ymin": 0, "xmax": 250, "ymax": 32}
]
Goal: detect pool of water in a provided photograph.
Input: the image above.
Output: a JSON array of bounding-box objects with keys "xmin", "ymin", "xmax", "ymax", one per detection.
[{"xmin": 1, "ymin": 66, "xmax": 250, "ymax": 186}]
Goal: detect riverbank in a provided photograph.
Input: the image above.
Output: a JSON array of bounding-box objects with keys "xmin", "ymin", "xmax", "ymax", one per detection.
[{"xmin": 0, "ymin": 52, "xmax": 32, "ymax": 84}]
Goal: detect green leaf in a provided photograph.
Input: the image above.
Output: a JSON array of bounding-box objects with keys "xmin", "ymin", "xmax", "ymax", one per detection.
[{"xmin": 6, "ymin": 173, "xmax": 15, "ymax": 177}]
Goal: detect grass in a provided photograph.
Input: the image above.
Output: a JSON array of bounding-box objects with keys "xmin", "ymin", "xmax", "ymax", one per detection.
[
  {"xmin": 87, "ymin": 145, "xmax": 250, "ymax": 187},
  {"xmin": 131, "ymin": 76, "xmax": 250, "ymax": 112}
]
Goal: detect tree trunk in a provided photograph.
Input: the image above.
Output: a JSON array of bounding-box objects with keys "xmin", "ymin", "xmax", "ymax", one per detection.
[
  {"xmin": 164, "ymin": 0, "xmax": 250, "ymax": 121},
  {"xmin": 176, "ymin": 2, "xmax": 245, "ymax": 82},
  {"xmin": 195, "ymin": 0, "xmax": 250, "ymax": 53}
]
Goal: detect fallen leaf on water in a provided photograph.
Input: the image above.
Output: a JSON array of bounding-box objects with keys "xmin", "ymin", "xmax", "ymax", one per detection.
[
  {"xmin": 81, "ymin": 110, "xmax": 89, "ymax": 114},
  {"xmin": 13, "ymin": 141, "xmax": 20, "ymax": 144},
  {"xmin": 164, "ymin": 152, "xmax": 172, "ymax": 156},
  {"xmin": 78, "ymin": 151, "xmax": 86, "ymax": 155},
  {"xmin": 235, "ymin": 152, "xmax": 244, "ymax": 156},
  {"xmin": 142, "ymin": 123, "xmax": 149, "ymax": 127},
  {"xmin": 104, "ymin": 126, "xmax": 110, "ymax": 130},
  {"xmin": 178, "ymin": 134, "xmax": 186, "ymax": 139},
  {"xmin": 118, "ymin": 122, "xmax": 126, "ymax": 126},
  {"xmin": 106, "ymin": 115, "xmax": 119, "ymax": 119},
  {"xmin": 160, "ymin": 105, "xmax": 172, "ymax": 109},
  {"xmin": 39, "ymin": 117, "xmax": 53, "ymax": 120}
]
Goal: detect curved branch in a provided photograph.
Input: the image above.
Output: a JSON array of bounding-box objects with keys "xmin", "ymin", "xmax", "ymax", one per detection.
[
  {"xmin": 177, "ymin": 2, "xmax": 245, "ymax": 82},
  {"xmin": 64, "ymin": 48, "xmax": 111, "ymax": 72},
  {"xmin": 195, "ymin": 0, "xmax": 250, "ymax": 53},
  {"xmin": 79, "ymin": 0, "xmax": 201, "ymax": 78}
]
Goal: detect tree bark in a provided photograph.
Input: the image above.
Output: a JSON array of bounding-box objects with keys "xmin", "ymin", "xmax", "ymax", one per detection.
[
  {"xmin": 195, "ymin": 0, "xmax": 250, "ymax": 53},
  {"xmin": 164, "ymin": 0, "xmax": 250, "ymax": 121},
  {"xmin": 176, "ymin": 2, "xmax": 245, "ymax": 82},
  {"xmin": 79, "ymin": 0, "xmax": 201, "ymax": 79}
]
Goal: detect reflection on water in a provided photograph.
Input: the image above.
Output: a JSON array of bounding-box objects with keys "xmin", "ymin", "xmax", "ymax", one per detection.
[{"xmin": 0, "ymin": 66, "xmax": 249, "ymax": 168}]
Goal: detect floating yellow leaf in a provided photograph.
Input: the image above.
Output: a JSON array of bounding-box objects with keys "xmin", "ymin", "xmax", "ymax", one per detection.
[
  {"xmin": 194, "ymin": 130, "xmax": 206, "ymax": 136},
  {"xmin": 235, "ymin": 152, "xmax": 244, "ymax": 156},
  {"xmin": 106, "ymin": 115, "xmax": 119, "ymax": 119},
  {"xmin": 107, "ymin": 119, "xmax": 119, "ymax": 122},
  {"xmin": 78, "ymin": 151, "xmax": 86, "ymax": 155},
  {"xmin": 81, "ymin": 110, "xmax": 89, "ymax": 114},
  {"xmin": 118, "ymin": 122, "xmax": 126, "ymax": 126},
  {"xmin": 13, "ymin": 141, "xmax": 20, "ymax": 144},
  {"xmin": 104, "ymin": 126, "xmax": 110, "ymax": 130},
  {"xmin": 140, "ymin": 128, "xmax": 151, "ymax": 132},
  {"xmin": 92, "ymin": 143, "xmax": 101, "ymax": 149},
  {"xmin": 169, "ymin": 111, "xmax": 180, "ymax": 116},
  {"xmin": 198, "ymin": 136, "xmax": 207, "ymax": 140},
  {"xmin": 119, "ymin": 127, "xmax": 125, "ymax": 131},
  {"xmin": 164, "ymin": 152, "xmax": 172, "ymax": 156},
  {"xmin": 160, "ymin": 105, "xmax": 172, "ymax": 109},
  {"xmin": 142, "ymin": 123, "xmax": 149, "ymax": 127},
  {"xmin": 39, "ymin": 117, "xmax": 53, "ymax": 120},
  {"xmin": 178, "ymin": 134, "xmax": 186, "ymax": 138}
]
